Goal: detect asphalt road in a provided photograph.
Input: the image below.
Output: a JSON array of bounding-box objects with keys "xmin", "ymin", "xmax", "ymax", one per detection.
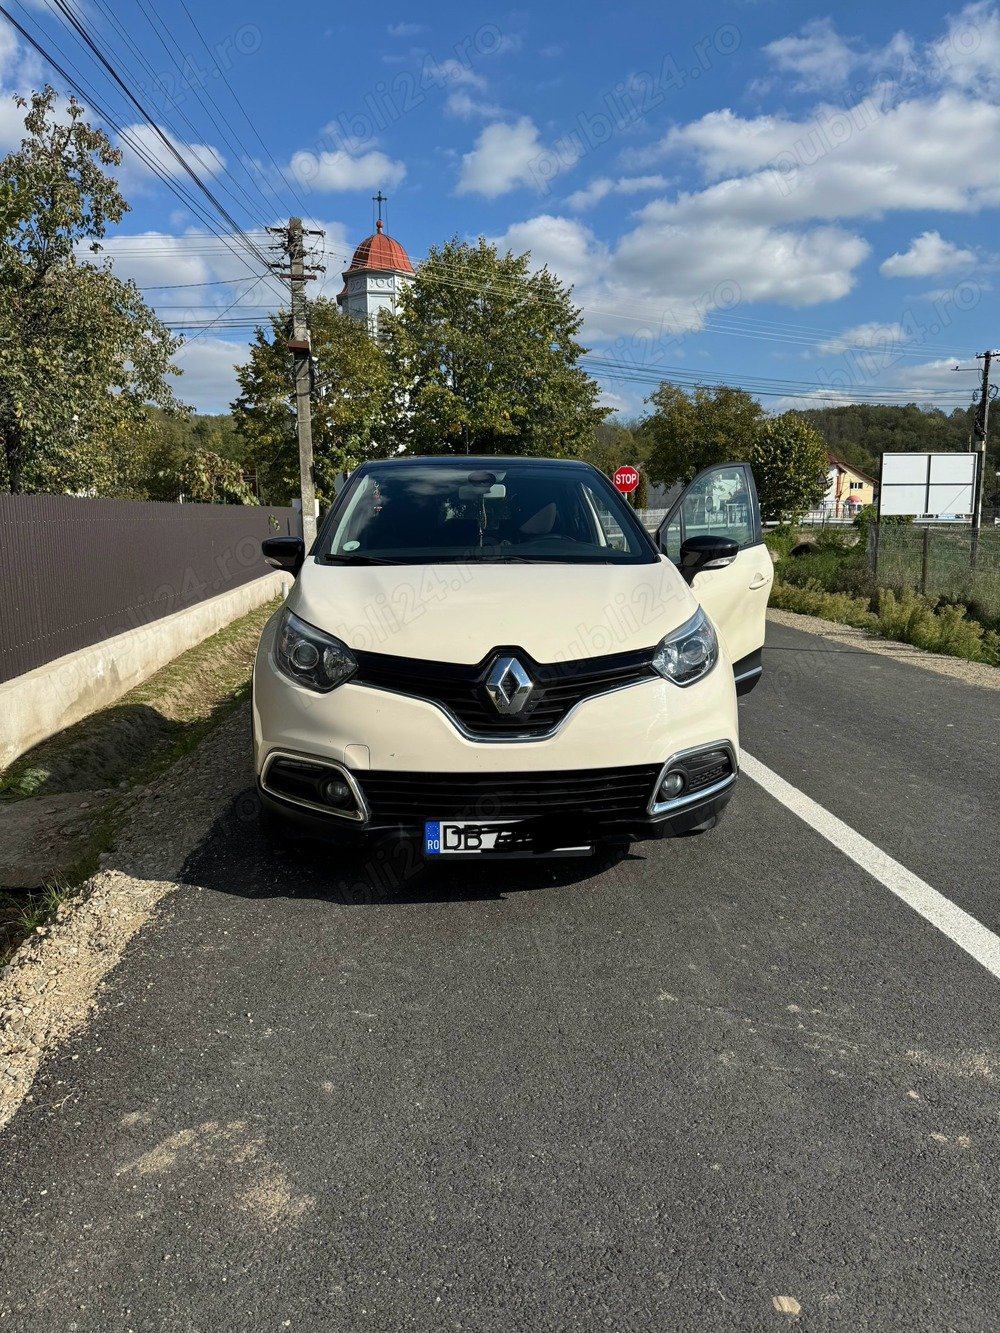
[{"xmin": 1, "ymin": 619, "xmax": 998, "ymax": 1331}]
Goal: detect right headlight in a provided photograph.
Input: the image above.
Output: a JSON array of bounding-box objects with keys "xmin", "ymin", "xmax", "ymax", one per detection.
[
  {"xmin": 652, "ymin": 607, "xmax": 719, "ymax": 687},
  {"xmin": 273, "ymin": 609, "xmax": 357, "ymax": 693}
]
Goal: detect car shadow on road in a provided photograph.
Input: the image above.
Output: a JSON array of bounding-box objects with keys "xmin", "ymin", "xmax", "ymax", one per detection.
[{"xmin": 180, "ymin": 788, "xmax": 648, "ymax": 905}]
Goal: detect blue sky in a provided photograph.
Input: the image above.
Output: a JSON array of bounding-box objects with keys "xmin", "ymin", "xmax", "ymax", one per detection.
[{"xmin": 2, "ymin": 0, "xmax": 998, "ymax": 417}]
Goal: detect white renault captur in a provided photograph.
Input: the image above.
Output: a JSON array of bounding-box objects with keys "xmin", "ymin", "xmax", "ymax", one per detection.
[{"xmin": 253, "ymin": 456, "xmax": 772, "ymax": 857}]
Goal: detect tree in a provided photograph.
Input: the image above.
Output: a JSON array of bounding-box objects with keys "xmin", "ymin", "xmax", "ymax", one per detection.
[
  {"xmin": 0, "ymin": 88, "xmax": 184, "ymax": 494},
  {"xmin": 577, "ymin": 418, "xmax": 650, "ymax": 506},
  {"xmin": 178, "ymin": 449, "xmax": 254, "ymax": 504},
  {"xmin": 642, "ymin": 383, "xmax": 764, "ymax": 486},
  {"xmin": 750, "ymin": 413, "xmax": 829, "ymax": 521},
  {"xmin": 380, "ymin": 237, "xmax": 608, "ymax": 456},
  {"xmin": 232, "ymin": 297, "xmax": 390, "ymax": 506}
]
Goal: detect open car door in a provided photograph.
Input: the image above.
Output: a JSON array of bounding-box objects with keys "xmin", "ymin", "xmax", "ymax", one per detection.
[{"xmin": 657, "ymin": 462, "xmax": 773, "ymax": 695}]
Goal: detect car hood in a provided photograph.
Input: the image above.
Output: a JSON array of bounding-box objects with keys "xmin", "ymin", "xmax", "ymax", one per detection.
[{"xmin": 289, "ymin": 558, "xmax": 697, "ymax": 664}]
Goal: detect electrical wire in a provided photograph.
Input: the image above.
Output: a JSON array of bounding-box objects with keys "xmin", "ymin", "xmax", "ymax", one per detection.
[
  {"xmin": 81, "ymin": 0, "xmax": 281, "ymax": 231},
  {"xmin": 3, "ymin": 2, "xmax": 281, "ymax": 295},
  {"xmin": 124, "ymin": 0, "xmax": 291, "ymax": 223},
  {"xmin": 40, "ymin": 0, "xmax": 274, "ymax": 271},
  {"xmin": 174, "ymin": 0, "xmax": 312, "ymax": 218}
]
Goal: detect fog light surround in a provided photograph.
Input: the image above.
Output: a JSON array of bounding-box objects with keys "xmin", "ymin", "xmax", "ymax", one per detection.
[
  {"xmin": 261, "ymin": 751, "xmax": 369, "ymax": 822},
  {"xmin": 648, "ymin": 742, "xmax": 737, "ymax": 817}
]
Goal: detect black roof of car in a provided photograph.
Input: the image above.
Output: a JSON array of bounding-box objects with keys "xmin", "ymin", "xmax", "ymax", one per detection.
[{"xmin": 357, "ymin": 455, "xmax": 592, "ymax": 469}]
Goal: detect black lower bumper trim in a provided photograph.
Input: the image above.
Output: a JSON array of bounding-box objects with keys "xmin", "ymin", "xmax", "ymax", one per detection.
[{"xmin": 257, "ymin": 781, "xmax": 735, "ymax": 850}]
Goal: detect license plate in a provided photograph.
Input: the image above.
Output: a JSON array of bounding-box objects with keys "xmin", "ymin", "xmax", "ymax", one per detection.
[{"xmin": 424, "ymin": 820, "xmax": 591, "ymax": 857}]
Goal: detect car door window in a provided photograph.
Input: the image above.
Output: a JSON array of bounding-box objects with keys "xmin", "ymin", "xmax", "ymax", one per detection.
[
  {"xmin": 658, "ymin": 513, "xmax": 682, "ymax": 562},
  {"xmin": 676, "ymin": 466, "xmax": 753, "ymax": 547}
]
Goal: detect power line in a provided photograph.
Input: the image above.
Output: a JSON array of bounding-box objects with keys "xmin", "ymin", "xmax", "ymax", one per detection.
[
  {"xmin": 124, "ymin": 0, "xmax": 290, "ymax": 223},
  {"xmin": 2, "ymin": 2, "xmax": 281, "ymax": 296},
  {"xmin": 39, "ymin": 0, "xmax": 274, "ymax": 271},
  {"xmin": 174, "ymin": 0, "xmax": 312, "ymax": 218}
]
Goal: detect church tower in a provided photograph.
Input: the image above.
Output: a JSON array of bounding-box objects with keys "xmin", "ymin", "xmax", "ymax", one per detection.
[{"xmin": 337, "ymin": 192, "xmax": 414, "ymax": 330}]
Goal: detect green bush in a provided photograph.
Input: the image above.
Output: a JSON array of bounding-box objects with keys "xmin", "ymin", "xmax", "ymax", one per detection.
[
  {"xmin": 763, "ymin": 524, "xmax": 798, "ymax": 559},
  {"xmin": 771, "ymin": 578, "xmax": 1000, "ymax": 666},
  {"xmin": 875, "ymin": 588, "xmax": 998, "ymax": 663},
  {"xmin": 777, "ymin": 544, "xmax": 874, "ymax": 599},
  {"xmin": 769, "ymin": 579, "xmax": 877, "ymax": 629}
]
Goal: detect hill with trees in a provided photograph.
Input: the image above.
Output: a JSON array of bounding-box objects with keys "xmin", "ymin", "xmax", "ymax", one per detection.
[{"xmin": 796, "ymin": 404, "xmax": 979, "ymax": 474}]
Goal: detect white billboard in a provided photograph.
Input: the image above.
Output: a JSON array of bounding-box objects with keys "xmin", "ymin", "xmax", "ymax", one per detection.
[{"xmin": 878, "ymin": 452, "xmax": 977, "ymax": 517}]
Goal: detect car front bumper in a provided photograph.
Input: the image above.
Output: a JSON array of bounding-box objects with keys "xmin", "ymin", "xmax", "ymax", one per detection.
[
  {"xmin": 252, "ymin": 615, "xmax": 740, "ymax": 849},
  {"xmin": 257, "ymin": 773, "xmax": 735, "ymax": 849}
]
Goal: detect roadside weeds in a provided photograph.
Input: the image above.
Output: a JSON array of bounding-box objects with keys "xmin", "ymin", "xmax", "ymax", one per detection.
[
  {"xmin": 0, "ymin": 596, "xmax": 282, "ymax": 961},
  {"xmin": 766, "ymin": 607, "xmax": 1000, "ymax": 690}
]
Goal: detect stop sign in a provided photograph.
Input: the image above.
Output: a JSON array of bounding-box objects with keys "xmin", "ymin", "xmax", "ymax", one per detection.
[{"xmin": 613, "ymin": 465, "xmax": 640, "ymax": 495}]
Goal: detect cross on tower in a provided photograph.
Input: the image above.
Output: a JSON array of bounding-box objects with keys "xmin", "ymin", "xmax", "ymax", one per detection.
[{"xmin": 373, "ymin": 190, "xmax": 387, "ymax": 232}]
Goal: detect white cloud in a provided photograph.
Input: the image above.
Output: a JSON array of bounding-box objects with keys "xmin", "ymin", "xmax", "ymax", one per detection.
[
  {"xmin": 170, "ymin": 337, "xmax": 250, "ymax": 414},
  {"xmin": 83, "ymin": 232, "xmax": 216, "ymax": 289},
  {"xmin": 427, "ymin": 59, "xmax": 487, "ymax": 89},
  {"xmin": 653, "ymin": 90, "xmax": 1000, "ymax": 226},
  {"xmin": 895, "ymin": 356, "xmax": 974, "ymax": 390},
  {"xmin": 566, "ymin": 178, "xmax": 615, "ymax": 210},
  {"xmin": 387, "ymin": 22, "xmax": 424, "ymax": 38},
  {"xmin": 763, "ymin": 18, "xmax": 859, "ymax": 91},
  {"xmin": 489, "ymin": 215, "xmax": 607, "ymax": 293},
  {"xmin": 0, "ymin": 19, "xmax": 45, "ymax": 150},
  {"xmin": 880, "ymin": 230, "xmax": 976, "ymax": 277},
  {"xmin": 932, "ymin": 1, "xmax": 1000, "ymax": 94},
  {"xmin": 289, "ymin": 147, "xmax": 406, "ymax": 192},
  {"xmin": 489, "ymin": 210, "xmax": 869, "ymax": 346},
  {"xmin": 457, "ymin": 117, "xmax": 578, "ymax": 198},
  {"xmin": 117, "ymin": 124, "xmax": 226, "ymax": 182},
  {"xmin": 815, "ymin": 322, "xmax": 910, "ymax": 355},
  {"xmin": 612, "ymin": 216, "xmax": 870, "ymax": 320},
  {"xmin": 761, "ymin": 16, "xmax": 919, "ymax": 93},
  {"xmin": 445, "ymin": 90, "xmax": 504, "ymax": 119},
  {"xmin": 566, "ymin": 174, "xmax": 668, "ymax": 210}
]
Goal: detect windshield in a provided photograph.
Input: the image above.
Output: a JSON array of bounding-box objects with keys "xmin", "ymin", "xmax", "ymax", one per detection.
[{"xmin": 320, "ymin": 462, "xmax": 657, "ymax": 565}]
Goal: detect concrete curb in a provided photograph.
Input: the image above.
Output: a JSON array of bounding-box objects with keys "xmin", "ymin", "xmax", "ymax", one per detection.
[{"xmin": 0, "ymin": 573, "xmax": 289, "ymax": 770}]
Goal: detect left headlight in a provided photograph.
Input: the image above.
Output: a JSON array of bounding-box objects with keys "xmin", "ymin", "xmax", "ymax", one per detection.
[
  {"xmin": 273, "ymin": 609, "xmax": 357, "ymax": 693},
  {"xmin": 652, "ymin": 607, "xmax": 719, "ymax": 687}
]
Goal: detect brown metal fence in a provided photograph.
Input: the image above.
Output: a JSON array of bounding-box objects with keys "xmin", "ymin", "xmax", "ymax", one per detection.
[{"xmin": 0, "ymin": 495, "xmax": 299, "ymax": 684}]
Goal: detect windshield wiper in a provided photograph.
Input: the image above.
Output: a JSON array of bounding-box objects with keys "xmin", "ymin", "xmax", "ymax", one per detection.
[{"xmin": 323, "ymin": 554, "xmax": 402, "ymax": 565}]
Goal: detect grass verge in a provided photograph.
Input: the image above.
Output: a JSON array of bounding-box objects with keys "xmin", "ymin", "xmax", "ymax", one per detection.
[
  {"xmin": 769, "ymin": 579, "xmax": 1000, "ymax": 666},
  {"xmin": 0, "ymin": 596, "xmax": 280, "ymax": 961},
  {"xmin": 765, "ymin": 524, "xmax": 1000, "ymax": 667}
]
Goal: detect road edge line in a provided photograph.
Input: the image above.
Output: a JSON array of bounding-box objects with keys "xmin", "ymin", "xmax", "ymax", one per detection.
[{"xmin": 741, "ymin": 752, "xmax": 1000, "ymax": 981}]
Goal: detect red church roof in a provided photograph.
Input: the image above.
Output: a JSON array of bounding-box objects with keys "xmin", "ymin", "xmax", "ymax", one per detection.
[{"xmin": 345, "ymin": 219, "xmax": 413, "ymax": 274}]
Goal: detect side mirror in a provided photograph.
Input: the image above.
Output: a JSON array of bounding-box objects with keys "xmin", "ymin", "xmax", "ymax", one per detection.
[
  {"xmin": 262, "ymin": 536, "xmax": 305, "ymax": 576},
  {"xmin": 679, "ymin": 535, "xmax": 739, "ymax": 585}
]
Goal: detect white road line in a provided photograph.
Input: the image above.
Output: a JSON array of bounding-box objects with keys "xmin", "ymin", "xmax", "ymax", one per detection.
[{"xmin": 741, "ymin": 751, "xmax": 1000, "ymax": 981}]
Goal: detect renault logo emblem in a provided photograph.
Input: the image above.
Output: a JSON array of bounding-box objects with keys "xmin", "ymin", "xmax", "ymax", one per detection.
[{"xmin": 486, "ymin": 656, "xmax": 534, "ymax": 716}]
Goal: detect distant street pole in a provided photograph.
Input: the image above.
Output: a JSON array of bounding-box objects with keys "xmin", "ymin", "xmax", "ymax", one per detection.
[
  {"xmin": 268, "ymin": 217, "xmax": 324, "ymax": 548},
  {"xmin": 972, "ymin": 349, "xmax": 997, "ymax": 565}
]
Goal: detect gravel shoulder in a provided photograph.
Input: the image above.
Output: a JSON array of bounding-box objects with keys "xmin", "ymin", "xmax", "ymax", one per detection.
[{"xmin": 767, "ymin": 606, "xmax": 1000, "ymax": 690}]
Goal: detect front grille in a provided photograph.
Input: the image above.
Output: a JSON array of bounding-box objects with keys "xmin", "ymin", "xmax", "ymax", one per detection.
[
  {"xmin": 358, "ymin": 764, "xmax": 662, "ymax": 823},
  {"xmin": 353, "ymin": 645, "xmax": 657, "ymax": 737}
]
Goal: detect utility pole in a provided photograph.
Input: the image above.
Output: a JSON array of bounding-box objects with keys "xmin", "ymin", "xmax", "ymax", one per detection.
[
  {"xmin": 972, "ymin": 349, "xmax": 997, "ymax": 565},
  {"xmin": 268, "ymin": 217, "xmax": 324, "ymax": 548}
]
